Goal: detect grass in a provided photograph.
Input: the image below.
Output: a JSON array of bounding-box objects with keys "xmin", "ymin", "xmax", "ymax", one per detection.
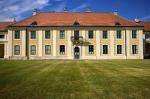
[{"xmin": 0, "ymin": 60, "xmax": 150, "ymax": 99}]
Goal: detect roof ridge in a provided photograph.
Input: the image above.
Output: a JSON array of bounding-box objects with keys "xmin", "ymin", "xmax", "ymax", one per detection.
[
  {"xmin": 141, "ymin": 21, "xmax": 150, "ymax": 22},
  {"xmin": 38, "ymin": 11, "xmax": 114, "ymax": 14},
  {"xmin": 11, "ymin": 13, "xmax": 41, "ymax": 26}
]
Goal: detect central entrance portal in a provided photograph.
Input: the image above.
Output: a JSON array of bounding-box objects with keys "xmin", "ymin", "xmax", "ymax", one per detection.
[{"xmin": 74, "ymin": 47, "xmax": 80, "ymax": 59}]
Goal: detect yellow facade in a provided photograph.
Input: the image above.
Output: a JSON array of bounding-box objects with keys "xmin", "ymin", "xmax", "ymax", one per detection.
[{"xmin": 9, "ymin": 27, "xmax": 143, "ymax": 59}]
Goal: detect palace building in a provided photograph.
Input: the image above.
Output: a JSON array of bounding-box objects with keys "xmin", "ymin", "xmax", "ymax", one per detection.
[{"xmin": 0, "ymin": 11, "xmax": 149, "ymax": 59}]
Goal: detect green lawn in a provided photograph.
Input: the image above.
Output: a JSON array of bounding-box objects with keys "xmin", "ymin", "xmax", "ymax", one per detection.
[{"xmin": 0, "ymin": 60, "xmax": 150, "ymax": 99}]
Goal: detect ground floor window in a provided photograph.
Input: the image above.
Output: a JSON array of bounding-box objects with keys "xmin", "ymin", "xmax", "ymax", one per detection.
[
  {"xmin": 0, "ymin": 35, "xmax": 4, "ymax": 39},
  {"xmin": 14, "ymin": 45, "xmax": 20, "ymax": 55},
  {"xmin": 103, "ymin": 45, "xmax": 108, "ymax": 54},
  {"xmin": 117, "ymin": 45, "xmax": 122, "ymax": 54},
  {"xmin": 88, "ymin": 45, "xmax": 94, "ymax": 54},
  {"xmin": 60, "ymin": 45, "xmax": 65, "ymax": 55},
  {"xmin": 30, "ymin": 45, "xmax": 36, "ymax": 55},
  {"xmin": 132, "ymin": 45, "xmax": 138, "ymax": 54},
  {"xmin": 45, "ymin": 45, "xmax": 51, "ymax": 55}
]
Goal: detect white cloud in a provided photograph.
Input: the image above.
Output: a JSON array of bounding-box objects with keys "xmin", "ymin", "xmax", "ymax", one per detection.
[
  {"xmin": 71, "ymin": 3, "xmax": 89, "ymax": 12},
  {"xmin": 36, "ymin": 0, "xmax": 49, "ymax": 5},
  {"xmin": 140, "ymin": 15, "xmax": 150, "ymax": 20},
  {"xmin": 0, "ymin": 0, "xmax": 89, "ymax": 22},
  {"xmin": 0, "ymin": 0, "xmax": 50, "ymax": 21}
]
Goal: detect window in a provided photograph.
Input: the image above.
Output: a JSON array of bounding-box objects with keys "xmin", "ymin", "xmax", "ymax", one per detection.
[
  {"xmin": 15, "ymin": 30, "xmax": 20, "ymax": 39},
  {"xmin": 45, "ymin": 45, "xmax": 51, "ymax": 55},
  {"xmin": 103, "ymin": 31, "xmax": 108, "ymax": 39},
  {"xmin": 14, "ymin": 45, "xmax": 20, "ymax": 55},
  {"xmin": 145, "ymin": 34, "xmax": 150, "ymax": 39},
  {"xmin": 0, "ymin": 35, "xmax": 4, "ymax": 39},
  {"xmin": 88, "ymin": 45, "xmax": 94, "ymax": 54},
  {"xmin": 88, "ymin": 30, "xmax": 93, "ymax": 39},
  {"xmin": 60, "ymin": 30, "xmax": 65, "ymax": 39},
  {"xmin": 60, "ymin": 45, "xmax": 65, "ymax": 55},
  {"xmin": 74, "ymin": 30, "xmax": 79, "ymax": 40},
  {"xmin": 73, "ymin": 21, "xmax": 80, "ymax": 26},
  {"xmin": 132, "ymin": 45, "xmax": 138, "ymax": 54},
  {"xmin": 117, "ymin": 45, "xmax": 122, "ymax": 54},
  {"xmin": 30, "ymin": 21, "xmax": 38, "ymax": 26},
  {"xmin": 115, "ymin": 22, "xmax": 121, "ymax": 26},
  {"xmin": 30, "ymin": 45, "xmax": 36, "ymax": 55},
  {"xmin": 45, "ymin": 30, "xmax": 50, "ymax": 39},
  {"xmin": 103, "ymin": 45, "xmax": 108, "ymax": 54},
  {"xmin": 117, "ymin": 30, "xmax": 121, "ymax": 39},
  {"xmin": 132, "ymin": 30, "xmax": 137, "ymax": 39},
  {"xmin": 31, "ymin": 31, "xmax": 36, "ymax": 39}
]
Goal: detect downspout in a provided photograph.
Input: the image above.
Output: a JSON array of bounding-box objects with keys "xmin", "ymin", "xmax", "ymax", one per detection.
[
  {"xmin": 125, "ymin": 29, "xmax": 127, "ymax": 59},
  {"xmin": 26, "ymin": 28, "xmax": 29, "ymax": 59}
]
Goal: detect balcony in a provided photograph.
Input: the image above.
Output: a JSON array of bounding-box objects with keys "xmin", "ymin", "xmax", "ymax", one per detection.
[
  {"xmin": 71, "ymin": 36, "xmax": 83, "ymax": 45},
  {"xmin": 71, "ymin": 36, "xmax": 90, "ymax": 46}
]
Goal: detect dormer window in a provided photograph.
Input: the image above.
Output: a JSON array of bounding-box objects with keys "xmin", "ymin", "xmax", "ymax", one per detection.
[
  {"xmin": 73, "ymin": 21, "xmax": 80, "ymax": 26},
  {"xmin": 30, "ymin": 21, "xmax": 38, "ymax": 26},
  {"xmin": 115, "ymin": 22, "xmax": 121, "ymax": 26}
]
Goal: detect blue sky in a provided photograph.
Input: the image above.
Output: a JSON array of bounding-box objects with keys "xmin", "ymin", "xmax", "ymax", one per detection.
[{"xmin": 0, "ymin": 0, "xmax": 150, "ymax": 22}]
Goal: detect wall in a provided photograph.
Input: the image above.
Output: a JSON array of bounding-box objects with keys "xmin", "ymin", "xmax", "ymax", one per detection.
[{"xmin": 7, "ymin": 27, "xmax": 144, "ymax": 59}]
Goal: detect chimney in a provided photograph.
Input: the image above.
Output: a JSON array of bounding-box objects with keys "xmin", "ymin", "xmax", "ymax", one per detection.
[
  {"xmin": 32, "ymin": 9, "xmax": 37, "ymax": 16},
  {"xmin": 13, "ymin": 18, "xmax": 16, "ymax": 22},
  {"xmin": 113, "ymin": 10, "xmax": 118, "ymax": 15},
  {"xmin": 64, "ymin": 8, "xmax": 68, "ymax": 12},
  {"xmin": 134, "ymin": 17, "xmax": 140, "ymax": 23}
]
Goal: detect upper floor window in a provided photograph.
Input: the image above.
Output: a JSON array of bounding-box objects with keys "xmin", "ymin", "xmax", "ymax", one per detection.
[
  {"xmin": 31, "ymin": 31, "xmax": 36, "ymax": 39},
  {"xmin": 45, "ymin": 30, "xmax": 50, "ymax": 39},
  {"xmin": 30, "ymin": 45, "xmax": 36, "ymax": 55},
  {"xmin": 60, "ymin": 30, "xmax": 65, "ymax": 39},
  {"xmin": 60, "ymin": 45, "xmax": 65, "ymax": 55},
  {"xmin": 0, "ymin": 35, "xmax": 4, "ymax": 39},
  {"xmin": 103, "ymin": 31, "xmax": 108, "ymax": 39},
  {"xmin": 117, "ymin": 45, "xmax": 122, "ymax": 54},
  {"xmin": 117, "ymin": 30, "xmax": 121, "ymax": 39},
  {"xmin": 132, "ymin": 45, "xmax": 138, "ymax": 54},
  {"xmin": 14, "ymin": 45, "xmax": 20, "ymax": 55},
  {"xmin": 103, "ymin": 45, "xmax": 108, "ymax": 54},
  {"xmin": 74, "ymin": 30, "xmax": 79, "ymax": 40},
  {"xmin": 132, "ymin": 30, "xmax": 137, "ymax": 39},
  {"xmin": 88, "ymin": 30, "xmax": 93, "ymax": 39},
  {"xmin": 15, "ymin": 30, "xmax": 20, "ymax": 39},
  {"xmin": 88, "ymin": 45, "xmax": 94, "ymax": 54},
  {"xmin": 45, "ymin": 45, "xmax": 51, "ymax": 55}
]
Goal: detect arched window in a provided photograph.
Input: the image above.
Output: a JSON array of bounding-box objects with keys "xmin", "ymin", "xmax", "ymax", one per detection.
[
  {"xmin": 73, "ymin": 21, "xmax": 80, "ymax": 26},
  {"xmin": 115, "ymin": 22, "xmax": 121, "ymax": 26},
  {"xmin": 30, "ymin": 21, "xmax": 38, "ymax": 26}
]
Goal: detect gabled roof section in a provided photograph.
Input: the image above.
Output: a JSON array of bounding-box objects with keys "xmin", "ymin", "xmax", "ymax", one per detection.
[
  {"xmin": 11, "ymin": 12, "xmax": 141, "ymax": 27},
  {"xmin": 139, "ymin": 22, "xmax": 150, "ymax": 31},
  {"xmin": 0, "ymin": 22, "xmax": 15, "ymax": 32}
]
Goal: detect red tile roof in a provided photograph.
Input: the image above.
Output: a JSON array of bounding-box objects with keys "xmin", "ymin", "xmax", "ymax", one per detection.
[
  {"xmin": 0, "ymin": 22, "xmax": 15, "ymax": 32},
  {"xmin": 139, "ymin": 22, "xmax": 150, "ymax": 31},
  {"xmin": 11, "ymin": 12, "xmax": 141, "ymax": 27}
]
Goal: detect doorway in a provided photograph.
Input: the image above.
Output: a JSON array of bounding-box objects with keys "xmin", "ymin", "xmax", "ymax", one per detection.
[{"xmin": 74, "ymin": 47, "xmax": 80, "ymax": 59}]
